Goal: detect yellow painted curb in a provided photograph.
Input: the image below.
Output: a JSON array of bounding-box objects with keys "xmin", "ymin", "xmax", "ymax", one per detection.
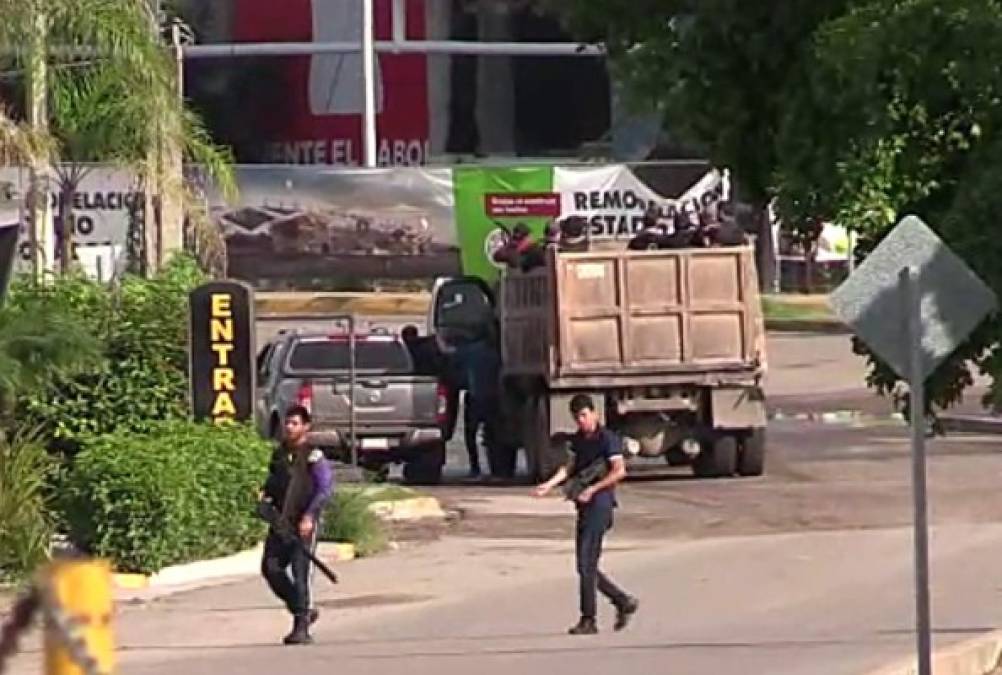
[
  {"xmin": 112, "ymin": 573, "xmax": 149, "ymax": 590},
  {"xmin": 332, "ymin": 543, "xmax": 356, "ymax": 562},
  {"xmin": 864, "ymin": 630, "xmax": 1002, "ymax": 675},
  {"xmin": 256, "ymin": 292, "xmax": 430, "ymax": 317}
]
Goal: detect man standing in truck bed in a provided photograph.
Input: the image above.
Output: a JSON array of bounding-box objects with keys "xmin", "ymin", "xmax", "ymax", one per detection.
[{"xmin": 261, "ymin": 405, "xmax": 334, "ymax": 645}]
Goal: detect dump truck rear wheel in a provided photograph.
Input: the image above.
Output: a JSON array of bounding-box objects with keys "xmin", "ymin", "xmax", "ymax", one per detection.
[
  {"xmin": 693, "ymin": 435, "xmax": 738, "ymax": 478},
  {"xmin": 527, "ymin": 394, "xmax": 565, "ymax": 482},
  {"xmin": 737, "ymin": 428, "xmax": 766, "ymax": 477}
]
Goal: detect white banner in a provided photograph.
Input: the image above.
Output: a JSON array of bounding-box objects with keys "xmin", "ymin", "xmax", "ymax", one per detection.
[
  {"xmin": 0, "ymin": 165, "xmax": 136, "ymax": 279},
  {"xmin": 553, "ymin": 165, "xmax": 725, "ymax": 239}
]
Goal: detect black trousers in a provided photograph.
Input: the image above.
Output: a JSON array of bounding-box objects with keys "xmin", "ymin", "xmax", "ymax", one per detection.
[
  {"xmin": 463, "ymin": 392, "xmax": 482, "ymax": 472},
  {"xmin": 261, "ymin": 525, "xmax": 317, "ymax": 617},
  {"xmin": 576, "ymin": 502, "xmax": 630, "ymax": 620}
]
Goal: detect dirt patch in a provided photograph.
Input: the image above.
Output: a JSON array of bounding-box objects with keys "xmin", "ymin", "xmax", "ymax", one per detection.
[{"xmin": 382, "ymin": 517, "xmax": 452, "ymax": 544}]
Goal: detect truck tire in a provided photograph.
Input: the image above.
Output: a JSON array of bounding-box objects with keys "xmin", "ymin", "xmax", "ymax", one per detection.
[
  {"xmin": 693, "ymin": 435, "xmax": 738, "ymax": 478},
  {"xmin": 403, "ymin": 442, "xmax": 445, "ymax": 486},
  {"xmin": 487, "ymin": 437, "xmax": 518, "ymax": 479},
  {"xmin": 737, "ymin": 428, "xmax": 766, "ymax": 477},
  {"xmin": 527, "ymin": 394, "xmax": 565, "ymax": 482}
]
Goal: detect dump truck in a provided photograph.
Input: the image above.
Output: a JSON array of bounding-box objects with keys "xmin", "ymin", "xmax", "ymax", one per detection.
[{"xmin": 430, "ymin": 243, "xmax": 768, "ymax": 481}]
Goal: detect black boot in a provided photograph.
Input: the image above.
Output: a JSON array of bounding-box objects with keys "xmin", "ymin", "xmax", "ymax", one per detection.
[
  {"xmin": 568, "ymin": 617, "xmax": 598, "ymax": 635},
  {"xmin": 283, "ymin": 614, "xmax": 313, "ymax": 645},
  {"xmin": 614, "ymin": 597, "xmax": 639, "ymax": 632},
  {"xmin": 309, "ymin": 608, "xmax": 320, "ymax": 625}
]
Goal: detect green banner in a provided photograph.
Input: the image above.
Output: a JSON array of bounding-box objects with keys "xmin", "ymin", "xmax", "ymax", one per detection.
[{"xmin": 452, "ymin": 166, "xmax": 554, "ymax": 282}]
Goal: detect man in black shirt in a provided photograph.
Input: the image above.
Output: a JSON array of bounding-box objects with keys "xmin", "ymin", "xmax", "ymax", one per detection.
[{"xmin": 533, "ymin": 394, "xmax": 639, "ymax": 635}]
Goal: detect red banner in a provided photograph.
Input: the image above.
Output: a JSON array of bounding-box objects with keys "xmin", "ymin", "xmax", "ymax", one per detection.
[
  {"xmin": 485, "ymin": 193, "xmax": 562, "ymax": 218},
  {"xmin": 233, "ymin": 0, "xmax": 429, "ymax": 166}
]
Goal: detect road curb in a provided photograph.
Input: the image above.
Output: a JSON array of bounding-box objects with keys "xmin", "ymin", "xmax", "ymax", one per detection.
[
  {"xmin": 864, "ymin": 630, "xmax": 1002, "ymax": 675},
  {"xmin": 256, "ymin": 292, "xmax": 429, "ymax": 318},
  {"xmin": 765, "ymin": 318, "xmax": 849, "ymax": 334},
  {"xmin": 111, "ymin": 542, "xmax": 356, "ymax": 593},
  {"xmin": 939, "ymin": 415, "xmax": 1002, "ymax": 435},
  {"xmin": 768, "ymin": 409, "xmax": 904, "ymax": 425},
  {"xmin": 368, "ymin": 496, "xmax": 447, "ymax": 521}
]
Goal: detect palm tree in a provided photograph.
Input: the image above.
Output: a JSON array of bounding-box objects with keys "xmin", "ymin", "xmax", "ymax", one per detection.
[{"xmin": 0, "ymin": 0, "xmax": 236, "ymax": 275}]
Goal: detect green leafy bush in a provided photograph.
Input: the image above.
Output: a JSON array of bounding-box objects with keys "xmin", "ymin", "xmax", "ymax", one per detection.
[
  {"xmin": 11, "ymin": 255, "xmax": 206, "ymax": 444},
  {"xmin": 0, "ymin": 428, "xmax": 56, "ymax": 581},
  {"xmin": 60, "ymin": 421, "xmax": 269, "ymax": 574},
  {"xmin": 320, "ymin": 488, "xmax": 389, "ymax": 558}
]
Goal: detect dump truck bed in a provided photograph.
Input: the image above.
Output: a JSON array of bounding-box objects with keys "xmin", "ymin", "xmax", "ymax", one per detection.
[{"xmin": 500, "ymin": 245, "xmax": 766, "ymax": 388}]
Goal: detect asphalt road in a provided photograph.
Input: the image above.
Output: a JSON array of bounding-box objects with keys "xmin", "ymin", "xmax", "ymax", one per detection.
[
  {"xmin": 9, "ymin": 329, "xmax": 997, "ymax": 675},
  {"xmin": 9, "ymin": 418, "xmax": 1002, "ymax": 675}
]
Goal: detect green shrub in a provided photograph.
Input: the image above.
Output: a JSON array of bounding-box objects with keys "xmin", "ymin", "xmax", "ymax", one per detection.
[
  {"xmin": 12, "ymin": 255, "xmax": 206, "ymax": 444},
  {"xmin": 60, "ymin": 421, "xmax": 269, "ymax": 574},
  {"xmin": 0, "ymin": 428, "xmax": 55, "ymax": 581},
  {"xmin": 320, "ymin": 488, "xmax": 389, "ymax": 558}
]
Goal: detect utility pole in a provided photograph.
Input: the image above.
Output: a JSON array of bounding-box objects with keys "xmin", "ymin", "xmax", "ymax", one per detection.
[
  {"xmin": 361, "ymin": 0, "xmax": 377, "ymax": 168},
  {"xmin": 27, "ymin": 2, "xmax": 54, "ymax": 282}
]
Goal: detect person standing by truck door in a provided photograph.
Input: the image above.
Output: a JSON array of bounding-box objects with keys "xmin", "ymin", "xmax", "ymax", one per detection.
[
  {"xmin": 533, "ymin": 394, "xmax": 639, "ymax": 634},
  {"xmin": 260, "ymin": 405, "xmax": 334, "ymax": 645}
]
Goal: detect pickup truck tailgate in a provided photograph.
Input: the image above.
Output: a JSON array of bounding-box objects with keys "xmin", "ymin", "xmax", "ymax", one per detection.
[
  {"xmin": 311, "ymin": 375, "xmax": 439, "ymax": 427},
  {"xmin": 283, "ymin": 335, "xmax": 441, "ymax": 430}
]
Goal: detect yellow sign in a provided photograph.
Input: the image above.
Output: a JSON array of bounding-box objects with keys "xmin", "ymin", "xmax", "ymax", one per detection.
[{"xmin": 189, "ymin": 281, "xmax": 255, "ymax": 423}]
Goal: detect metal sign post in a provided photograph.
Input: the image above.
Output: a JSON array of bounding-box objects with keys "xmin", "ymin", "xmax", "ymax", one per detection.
[
  {"xmin": 361, "ymin": 0, "xmax": 377, "ymax": 168},
  {"xmin": 348, "ymin": 313, "xmax": 358, "ymax": 467},
  {"xmin": 831, "ymin": 215, "xmax": 998, "ymax": 675},
  {"xmin": 901, "ymin": 267, "xmax": 932, "ymax": 675},
  {"xmin": 331, "ymin": 313, "xmax": 359, "ymax": 467}
]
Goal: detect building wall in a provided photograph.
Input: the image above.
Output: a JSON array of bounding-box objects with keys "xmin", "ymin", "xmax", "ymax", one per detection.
[{"xmin": 178, "ymin": 0, "xmax": 613, "ymax": 165}]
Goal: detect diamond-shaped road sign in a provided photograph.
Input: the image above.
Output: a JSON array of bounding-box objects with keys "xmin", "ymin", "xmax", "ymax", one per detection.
[{"xmin": 830, "ymin": 215, "xmax": 997, "ymax": 380}]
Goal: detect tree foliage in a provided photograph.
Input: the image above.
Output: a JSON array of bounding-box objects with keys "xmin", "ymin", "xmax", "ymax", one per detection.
[
  {"xmin": 0, "ymin": 0, "xmax": 235, "ymax": 272},
  {"xmin": 10, "ymin": 255, "xmax": 206, "ymax": 444},
  {"xmin": 776, "ymin": 0, "xmax": 1002, "ymax": 414},
  {"xmin": 557, "ymin": 0, "xmax": 850, "ymax": 205}
]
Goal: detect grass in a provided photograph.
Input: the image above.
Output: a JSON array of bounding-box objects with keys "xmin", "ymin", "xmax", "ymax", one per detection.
[
  {"xmin": 761, "ymin": 295, "xmax": 839, "ymax": 324},
  {"xmin": 319, "ymin": 485, "xmax": 419, "ymax": 558}
]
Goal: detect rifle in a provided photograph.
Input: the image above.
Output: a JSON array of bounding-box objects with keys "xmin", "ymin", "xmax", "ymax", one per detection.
[
  {"xmin": 562, "ymin": 457, "xmax": 609, "ymax": 502},
  {"xmin": 256, "ymin": 500, "xmax": 339, "ymax": 584}
]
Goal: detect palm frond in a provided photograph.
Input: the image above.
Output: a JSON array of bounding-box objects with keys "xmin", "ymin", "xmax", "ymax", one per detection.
[
  {"xmin": 182, "ymin": 108, "xmax": 237, "ymax": 201},
  {"xmin": 0, "ymin": 106, "xmax": 56, "ymax": 166},
  {"xmin": 1, "ymin": 0, "xmax": 238, "ymax": 258},
  {"xmin": 0, "ymin": 303, "xmax": 101, "ymax": 396}
]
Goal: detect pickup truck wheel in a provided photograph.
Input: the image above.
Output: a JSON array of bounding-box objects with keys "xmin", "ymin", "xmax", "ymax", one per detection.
[
  {"xmin": 737, "ymin": 428, "xmax": 766, "ymax": 477},
  {"xmin": 403, "ymin": 442, "xmax": 445, "ymax": 486},
  {"xmin": 693, "ymin": 435, "xmax": 738, "ymax": 478}
]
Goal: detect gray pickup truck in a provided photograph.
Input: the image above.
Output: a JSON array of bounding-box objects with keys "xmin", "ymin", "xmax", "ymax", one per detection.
[{"xmin": 255, "ymin": 329, "xmax": 449, "ymax": 484}]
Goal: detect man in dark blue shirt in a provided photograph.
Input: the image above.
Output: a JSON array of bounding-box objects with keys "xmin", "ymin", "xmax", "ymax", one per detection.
[
  {"xmin": 261, "ymin": 405, "xmax": 334, "ymax": 646},
  {"xmin": 533, "ymin": 394, "xmax": 639, "ymax": 635}
]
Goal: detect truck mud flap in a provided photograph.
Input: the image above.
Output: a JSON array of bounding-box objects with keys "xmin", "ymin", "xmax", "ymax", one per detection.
[{"xmin": 710, "ymin": 387, "xmax": 766, "ymax": 429}]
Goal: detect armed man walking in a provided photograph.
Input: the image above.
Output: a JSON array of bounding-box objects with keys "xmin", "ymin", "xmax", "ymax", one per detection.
[
  {"xmin": 260, "ymin": 405, "xmax": 333, "ymax": 645},
  {"xmin": 533, "ymin": 394, "xmax": 640, "ymax": 635}
]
